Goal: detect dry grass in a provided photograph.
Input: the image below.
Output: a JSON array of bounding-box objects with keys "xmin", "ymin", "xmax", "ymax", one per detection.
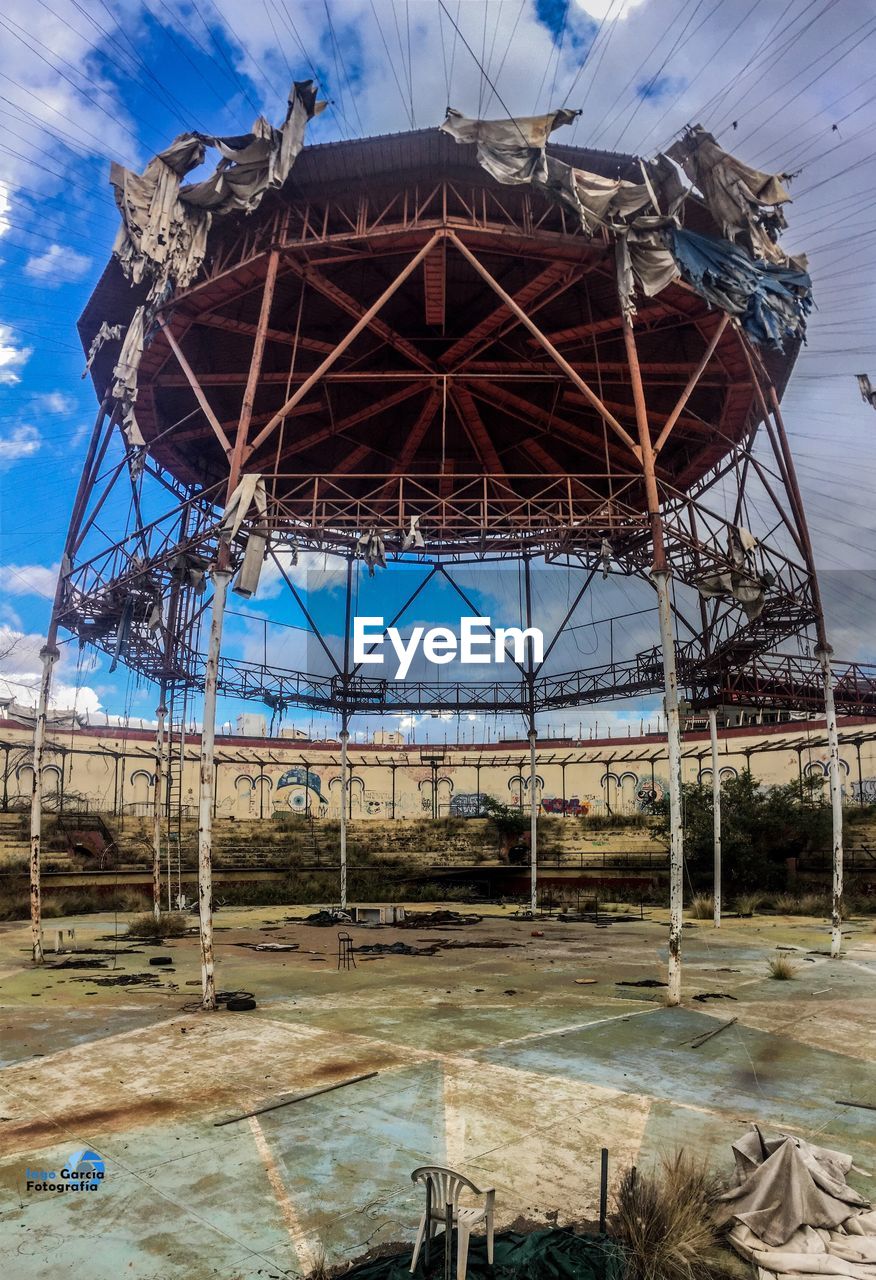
[
  {"xmin": 772, "ymin": 892, "xmax": 829, "ymax": 916},
  {"xmin": 305, "ymin": 1246, "xmax": 328, "ymax": 1280},
  {"xmin": 734, "ymin": 893, "xmax": 760, "ymax": 917},
  {"xmin": 767, "ymin": 952, "xmax": 800, "ymax": 980},
  {"xmin": 125, "ymin": 910, "xmax": 189, "ymax": 939},
  {"xmin": 612, "ymin": 1152, "xmax": 726, "ymax": 1280},
  {"xmin": 688, "ymin": 894, "xmax": 714, "ymax": 919}
]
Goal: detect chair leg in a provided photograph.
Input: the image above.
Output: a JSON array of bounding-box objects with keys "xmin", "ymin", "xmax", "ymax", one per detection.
[
  {"xmin": 486, "ymin": 1212, "xmax": 494, "ymax": 1265},
  {"xmin": 456, "ymin": 1224, "xmax": 471, "ymax": 1280},
  {"xmin": 410, "ymin": 1212, "xmax": 427, "ymax": 1274}
]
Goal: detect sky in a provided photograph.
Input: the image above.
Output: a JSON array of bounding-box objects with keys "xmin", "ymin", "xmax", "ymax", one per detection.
[{"xmin": 0, "ymin": 0, "xmax": 874, "ymax": 743}]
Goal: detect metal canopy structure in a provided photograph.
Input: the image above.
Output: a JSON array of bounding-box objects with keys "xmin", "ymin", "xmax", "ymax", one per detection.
[{"xmin": 28, "ymin": 115, "xmax": 847, "ymax": 1006}]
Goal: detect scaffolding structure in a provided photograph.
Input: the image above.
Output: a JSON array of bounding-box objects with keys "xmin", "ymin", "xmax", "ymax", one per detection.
[{"xmin": 27, "ymin": 123, "xmax": 849, "ymax": 1004}]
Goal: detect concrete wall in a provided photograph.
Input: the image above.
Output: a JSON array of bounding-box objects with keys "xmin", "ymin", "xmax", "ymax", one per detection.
[{"xmin": 2, "ymin": 714, "xmax": 875, "ymax": 821}]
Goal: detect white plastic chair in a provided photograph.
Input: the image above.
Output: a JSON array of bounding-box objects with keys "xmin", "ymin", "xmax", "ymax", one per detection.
[{"xmin": 410, "ymin": 1165, "xmax": 495, "ymax": 1280}]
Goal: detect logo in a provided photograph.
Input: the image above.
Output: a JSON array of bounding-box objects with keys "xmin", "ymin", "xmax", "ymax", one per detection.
[
  {"xmin": 353, "ymin": 615, "xmax": 544, "ymax": 681},
  {"xmin": 25, "ymin": 1149, "xmax": 106, "ymax": 1192}
]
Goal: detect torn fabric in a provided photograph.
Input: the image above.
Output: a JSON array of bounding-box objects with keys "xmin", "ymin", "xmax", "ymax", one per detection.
[
  {"xmin": 697, "ymin": 524, "xmax": 769, "ymax": 621},
  {"xmin": 666, "ymin": 226, "xmax": 811, "ymax": 348},
  {"xmin": 219, "ymin": 473, "xmax": 269, "ymax": 599},
  {"xmin": 111, "ymin": 307, "xmax": 147, "ymax": 449},
  {"xmin": 667, "ymin": 124, "xmax": 793, "ymax": 265},
  {"xmin": 402, "ymin": 516, "xmax": 424, "ymax": 552},
  {"xmin": 355, "ymin": 529, "xmax": 386, "ymax": 576},
  {"xmin": 82, "ymin": 321, "xmax": 123, "ymax": 378},
  {"xmin": 716, "ymin": 1129, "xmax": 876, "ymax": 1278},
  {"xmin": 857, "ymin": 374, "xmax": 876, "ymax": 410},
  {"xmin": 111, "ymin": 82, "xmax": 324, "ymax": 299}
]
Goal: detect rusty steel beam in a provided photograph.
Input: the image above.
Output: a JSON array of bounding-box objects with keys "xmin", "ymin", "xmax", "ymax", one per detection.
[
  {"xmin": 440, "ymin": 260, "xmax": 580, "ymax": 368},
  {"xmin": 447, "ymin": 232, "xmax": 641, "ymax": 458},
  {"xmin": 157, "ymin": 320, "xmax": 233, "ymax": 456},
  {"xmin": 248, "ymin": 233, "xmax": 444, "ymax": 457},
  {"xmin": 654, "ymin": 314, "xmax": 731, "ymax": 454},
  {"xmin": 449, "ymin": 384, "xmax": 507, "ymax": 477},
  {"xmin": 423, "ymin": 236, "xmax": 446, "ymax": 327}
]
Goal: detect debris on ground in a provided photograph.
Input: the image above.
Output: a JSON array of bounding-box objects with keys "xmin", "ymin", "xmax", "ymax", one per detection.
[
  {"xmin": 692, "ymin": 992, "xmax": 737, "ymax": 1002},
  {"xmin": 617, "ymin": 978, "xmax": 667, "ymax": 988},
  {"xmin": 234, "ymin": 942, "xmax": 300, "ymax": 952},
  {"xmin": 716, "ymin": 1128, "xmax": 876, "ymax": 1277},
  {"xmin": 398, "ymin": 910, "xmax": 482, "ymax": 928}
]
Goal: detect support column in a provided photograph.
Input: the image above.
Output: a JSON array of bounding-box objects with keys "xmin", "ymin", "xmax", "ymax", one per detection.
[
  {"xmin": 339, "ymin": 723, "xmax": 349, "ymax": 910},
  {"xmin": 30, "ymin": 642, "xmax": 59, "ymax": 964},
  {"xmin": 619, "ymin": 264, "xmax": 684, "ymax": 1005},
  {"xmin": 529, "ymin": 727, "xmax": 538, "ymax": 915},
  {"xmin": 817, "ymin": 646, "xmax": 844, "ymax": 958},
  {"xmin": 198, "ymin": 568, "xmax": 231, "ymax": 1010},
  {"xmin": 654, "ymin": 572, "xmax": 685, "ymax": 1003},
  {"xmin": 152, "ymin": 690, "xmax": 167, "ymax": 922},
  {"xmin": 709, "ymin": 708, "xmax": 721, "ymax": 928}
]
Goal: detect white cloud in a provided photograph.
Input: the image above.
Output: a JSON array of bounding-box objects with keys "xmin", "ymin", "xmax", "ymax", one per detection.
[
  {"xmin": 0, "ymin": 324, "xmax": 31, "ymax": 385},
  {"xmin": 0, "ymin": 181, "xmax": 9, "ymax": 236},
  {"xmin": 0, "ymin": 424, "xmax": 40, "ymax": 468},
  {"xmin": 0, "ymin": 561, "xmax": 58, "ymax": 598},
  {"xmin": 34, "ymin": 391, "xmax": 76, "ymax": 414},
  {"xmin": 574, "ymin": 0, "xmax": 648, "ymax": 18},
  {"xmin": 24, "ymin": 243, "xmax": 91, "ymax": 286}
]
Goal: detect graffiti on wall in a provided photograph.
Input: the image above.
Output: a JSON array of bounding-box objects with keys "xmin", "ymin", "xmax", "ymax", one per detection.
[
  {"xmin": 851, "ymin": 777, "xmax": 876, "ymax": 804},
  {"xmin": 450, "ymin": 792, "xmax": 492, "ymax": 817},
  {"xmin": 541, "ymin": 796, "xmax": 590, "ymax": 816},
  {"xmin": 276, "ymin": 766, "xmax": 328, "ymax": 814}
]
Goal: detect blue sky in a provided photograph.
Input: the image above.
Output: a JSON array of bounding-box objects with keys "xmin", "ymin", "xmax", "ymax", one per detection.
[{"xmin": 0, "ymin": 0, "xmax": 875, "ymax": 741}]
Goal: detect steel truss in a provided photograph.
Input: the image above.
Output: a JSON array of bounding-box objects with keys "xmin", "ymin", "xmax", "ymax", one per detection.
[{"xmin": 29, "ymin": 149, "xmax": 848, "ymax": 996}]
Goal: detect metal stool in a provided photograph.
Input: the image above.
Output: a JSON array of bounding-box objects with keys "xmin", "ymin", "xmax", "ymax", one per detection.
[{"xmin": 337, "ymin": 931, "xmax": 356, "ymax": 970}]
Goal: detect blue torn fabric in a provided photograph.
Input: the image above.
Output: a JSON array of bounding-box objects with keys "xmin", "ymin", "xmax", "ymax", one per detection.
[{"xmin": 665, "ymin": 226, "xmax": 812, "ymax": 349}]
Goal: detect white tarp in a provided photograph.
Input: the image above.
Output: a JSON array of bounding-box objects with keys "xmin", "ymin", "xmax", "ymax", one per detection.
[
  {"xmin": 716, "ymin": 1130, "xmax": 876, "ymax": 1279},
  {"xmin": 219, "ymin": 473, "xmax": 269, "ymax": 599}
]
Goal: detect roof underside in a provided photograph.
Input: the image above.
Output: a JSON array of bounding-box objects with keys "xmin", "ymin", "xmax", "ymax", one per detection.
[{"xmin": 79, "ymin": 128, "xmax": 798, "ymax": 551}]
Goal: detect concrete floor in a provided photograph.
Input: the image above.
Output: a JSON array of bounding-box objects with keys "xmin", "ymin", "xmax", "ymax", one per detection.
[{"xmin": 0, "ymin": 903, "xmax": 874, "ymax": 1279}]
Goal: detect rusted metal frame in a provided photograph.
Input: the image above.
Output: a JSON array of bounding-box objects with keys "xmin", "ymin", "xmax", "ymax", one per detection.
[
  {"xmin": 268, "ymin": 383, "xmax": 428, "ymax": 464},
  {"xmin": 448, "ymin": 384, "xmax": 507, "ymax": 477},
  {"xmin": 448, "ymin": 231, "xmax": 640, "ymax": 457},
  {"xmin": 372, "ymin": 388, "xmax": 441, "ymax": 511},
  {"xmin": 442, "ymin": 263, "xmax": 584, "ymax": 370},
  {"xmin": 415, "ymin": 183, "xmax": 442, "ymax": 220},
  {"xmin": 652, "ymin": 315, "xmax": 733, "ymax": 454},
  {"xmin": 156, "ymin": 319, "xmax": 233, "ymax": 457},
  {"xmin": 659, "ymin": 483, "xmax": 808, "ymax": 582},
  {"xmin": 190, "ymin": 311, "xmax": 334, "ymax": 355},
  {"xmin": 468, "ymin": 379, "xmax": 637, "ymax": 474},
  {"xmin": 248, "ymin": 233, "xmax": 444, "ymax": 457},
  {"xmin": 282, "ymin": 256, "xmax": 436, "ymax": 374}
]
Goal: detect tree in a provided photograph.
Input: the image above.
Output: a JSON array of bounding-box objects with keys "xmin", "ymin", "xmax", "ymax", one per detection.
[
  {"xmin": 654, "ymin": 770, "xmax": 831, "ymax": 892},
  {"xmin": 480, "ymin": 796, "xmax": 530, "ymax": 854}
]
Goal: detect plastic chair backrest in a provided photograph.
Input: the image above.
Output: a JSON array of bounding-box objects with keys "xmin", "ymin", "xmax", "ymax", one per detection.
[{"xmin": 411, "ymin": 1165, "xmax": 482, "ymax": 1209}]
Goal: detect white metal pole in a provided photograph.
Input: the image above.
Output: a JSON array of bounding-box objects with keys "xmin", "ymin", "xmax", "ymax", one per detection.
[
  {"xmin": 817, "ymin": 646, "xmax": 844, "ymax": 958},
  {"xmin": 29, "ymin": 642, "xmax": 59, "ymax": 964},
  {"xmin": 529, "ymin": 727, "xmax": 538, "ymax": 915},
  {"xmin": 709, "ymin": 708, "xmax": 721, "ymax": 928},
  {"xmin": 198, "ymin": 567, "xmax": 231, "ymax": 1010},
  {"xmin": 339, "ymin": 725, "xmax": 349, "ymax": 910},
  {"xmin": 654, "ymin": 570, "xmax": 684, "ymax": 1005},
  {"xmin": 152, "ymin": 694, "xmax": 167, "ymax": 922}
]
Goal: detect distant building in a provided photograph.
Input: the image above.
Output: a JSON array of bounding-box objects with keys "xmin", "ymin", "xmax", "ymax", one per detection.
[
  {"xmin": 280, "ymin": 727, "xmax": 309, "ymax": 739},
  {"xmin": 373, "ymin": 729, "xmax": 404, "ymax": 745},
  {"xmin": 236, "ymin": 713, "xmax": 268, "ymax": 737}
]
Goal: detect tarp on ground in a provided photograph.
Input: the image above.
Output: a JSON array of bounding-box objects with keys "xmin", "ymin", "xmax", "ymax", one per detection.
[
  {"xmin": 716, "ymin": 1130, "xmax": 876, "ymax": 1279},
  {"xmin": 341, "ymin": 1228, "xmax": 625, "ymax": 1280}
]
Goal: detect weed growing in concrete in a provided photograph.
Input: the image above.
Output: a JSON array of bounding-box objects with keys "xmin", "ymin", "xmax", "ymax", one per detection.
[
  {"xmin": 126, "ymin": 911, "xmax": 189, "ymax": 939},
  {"xmin": 688, "ymin": 894, "xmax": 714, "ymax": 919},
  {"xmin": 767, "ymin": 953, "xmax": 799, "ymax": 980},
  {"xmin": 612, "ymin": 1152, "xmax": 727, "ymax": 1280}
]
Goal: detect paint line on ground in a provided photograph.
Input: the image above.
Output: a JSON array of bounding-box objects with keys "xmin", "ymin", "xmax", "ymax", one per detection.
[{"xmin": 248, "ymin": 1114, "xmax": 319, "ymax": 1272}]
